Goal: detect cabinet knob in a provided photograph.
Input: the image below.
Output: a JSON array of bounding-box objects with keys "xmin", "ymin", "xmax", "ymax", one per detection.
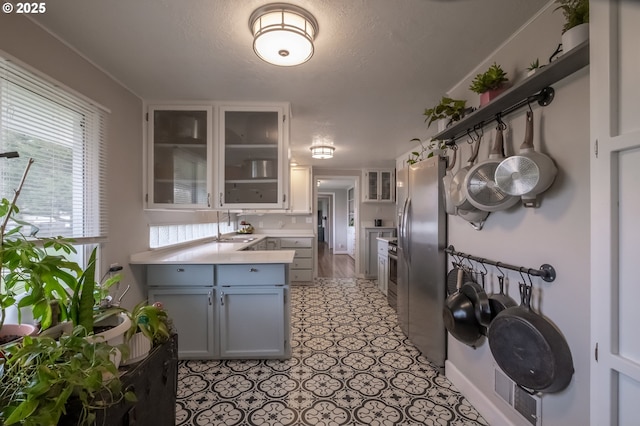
[
  {"xmin": 177, "ymin": 268, "xmax": 184, "ymax": 272},
  {"xmin": 220, "ymin": 291, "xmax": 224, "ymax": 306},
  {"xmin": 249, "ymin": 267, "xmax": 258, "ymax": 272}
]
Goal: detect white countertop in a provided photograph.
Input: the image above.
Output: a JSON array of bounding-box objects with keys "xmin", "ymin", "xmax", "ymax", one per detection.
[
  {"xmin": 376, "ymin": 236, "xmax": 397, "ymax": 243},
  {"xmin": 130, "ymin": 235, "xmax": 296, "ymax": 265}
]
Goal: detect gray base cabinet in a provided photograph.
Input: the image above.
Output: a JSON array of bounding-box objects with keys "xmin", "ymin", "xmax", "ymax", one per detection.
[
  {"xmin": 146, "ymin": 263, "xmax": 290, "ymax": 360},
  {"xmin": 148, "ymin": 287, "xmax": 215, "ymax": 359},
  {"xmin": 219, "ymin": 286, "xmax": 287, "ymax": 358}
]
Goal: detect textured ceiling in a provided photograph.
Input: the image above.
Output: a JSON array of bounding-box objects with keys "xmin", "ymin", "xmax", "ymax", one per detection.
[{"xmin": 32, "ymin": 0, "xmax": 548, "ymax": 169}]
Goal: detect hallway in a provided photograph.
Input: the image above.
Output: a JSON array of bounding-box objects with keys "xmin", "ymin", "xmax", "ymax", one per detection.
[{"xmin": 317, "ymin": 242, "xmax": 355, "ymax": 278}]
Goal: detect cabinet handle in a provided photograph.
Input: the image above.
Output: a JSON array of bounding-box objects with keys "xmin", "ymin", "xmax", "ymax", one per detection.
[
  {"xmin": 219, "ymin": 192, "xmax": 223, "ymax": 207},
  {"xmin": 177, "ymin": 268, "xmax": 184, "ymax": 272},
  {"xmin": 220, "ymin": 291, "xmax": 224, "ymax": 306},
  {"xmin": 249, "ymin": 267, "xmax": 258, "ymax": 272},
  {"xmin": 208, "ymin": 291, "xmax": 212, "ymax": 306},
  {"xmin": 207, "ymin": 193, "xmax": 211, "ymax": 208}
]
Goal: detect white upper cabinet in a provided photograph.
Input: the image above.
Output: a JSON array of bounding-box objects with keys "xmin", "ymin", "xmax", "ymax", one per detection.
[
  {"xmin": 146, "ymin": 105, "xmax": 213, "ymax": 209},
  {"xmin": 363, "ymin": 169, "xmax": 394, "ymax": 202},
  {"xmin": 216, "ymin": 104, "xmax": 290, "ymax": 209},
  {"xmin": 288, "ymin": 166, "xmax": 312, "ymax": 214}
]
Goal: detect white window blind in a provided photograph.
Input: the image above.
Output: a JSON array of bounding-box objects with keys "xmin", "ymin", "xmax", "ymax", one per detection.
[{"xmin": 0, "ymin": 57, "xmax": 107, "ymax": 240}]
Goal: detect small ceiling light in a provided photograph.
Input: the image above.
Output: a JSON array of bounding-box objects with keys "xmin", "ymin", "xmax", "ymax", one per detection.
[
  {"xmin": 249, "ymin": 3, "xmax": 319, "ymax": 67},
  {"xmin": 310, "ymin": 144, "xmax": 335, "ymax": 159}
]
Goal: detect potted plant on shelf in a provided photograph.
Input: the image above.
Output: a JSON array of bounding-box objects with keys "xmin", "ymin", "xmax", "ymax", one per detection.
[
  {"xmin": 469, "ymin": 62, "xmax": 509, "ymax": 106},
  {"xmin": 555, "ymin": 0, "xmax": 589, "ymax": 53},
  {"xmin": 526, "ymin": 58, "xmax": 545, "ymax": 77},
  {"xmin": 422, "ymin": 96, "xmax": 468, "ymax": 132}
]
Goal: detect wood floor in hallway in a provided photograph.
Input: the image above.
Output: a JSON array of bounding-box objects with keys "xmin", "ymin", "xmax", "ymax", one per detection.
[{"xmin": 317, "ymin": 242, "xmax": 355, "ymax": 278}]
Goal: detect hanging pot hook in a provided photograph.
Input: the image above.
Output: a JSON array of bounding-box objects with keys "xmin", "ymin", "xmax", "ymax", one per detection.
[
  {"xmin": 479, "ymin": 258, "xmax": 489, "ymax": 276},
  {"xmin": 526, "ymin": 269, "xmax": 534, "ymax": 288},
  {"xmin": 519, "ymin": 266, "xmax": 528, "ymax": 285},
  {"xmin": 496, "ymin": 113, "xmax": 507, "ymax": 130},
  {"xmin": 495, "ymin": 261, "xmax": 505, "ymax": 278},
  {"xmin": 466, "ymin": 129, "xmax": 475, "ymax": 144}
]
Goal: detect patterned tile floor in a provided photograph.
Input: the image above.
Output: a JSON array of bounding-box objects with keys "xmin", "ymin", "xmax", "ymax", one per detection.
[{"xmin": 176, "ymin": 278, "xmax": 488, "ymax": 425}]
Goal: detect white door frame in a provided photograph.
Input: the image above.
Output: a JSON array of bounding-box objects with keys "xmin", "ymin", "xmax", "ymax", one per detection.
[
  {"xmin": 317, "ymin": 193, "xmax": 334, "ymax": 249},
  {"xmin": 590, "ymin": 1, "xmax": 640, "ymax": 424}
]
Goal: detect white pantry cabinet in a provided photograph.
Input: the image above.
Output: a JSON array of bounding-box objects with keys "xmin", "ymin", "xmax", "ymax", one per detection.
[
  {"xmin": 146, "ymin": 105, "xmax": 213, "ymax": 209},
  {"xmin": 216, "ymin": 104, "xmax": 290, "ymax": 209},
  {"xmin": 288, "ymin": 166, "xmax": 312, "ymax": 214},
  {"xmin": 363, "ymin": 169, "xmax": 394, "ymax": 202}
]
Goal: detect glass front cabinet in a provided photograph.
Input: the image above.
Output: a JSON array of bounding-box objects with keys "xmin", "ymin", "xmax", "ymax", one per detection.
[
  {"xmin": 363, "ymin": 169, "xmax": 394, "ymax": 202},
  {"xmin": 145, "ymin": 103, "xmax": 289, "ymax": 210},
  {"xmin": 217, "ymin": 104, "xmax": 289, "ymax": 209},
  {"xmin": 147, "ymin": 106, "xmax": 213, "ymax": 209}
]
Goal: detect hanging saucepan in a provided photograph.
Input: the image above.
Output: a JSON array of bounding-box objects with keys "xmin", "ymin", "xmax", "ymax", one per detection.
[
  {"xmin": 488, "ymin": 282, "xmax": 574, "ymax": 393},
  {"xmin": 487, "ymin": 266, "xmax": 517, "ymax": 321},
  {"xmin": 442, "ymin": 145, "xmax": 458, "ymax": 216},
  {"xmin": 494, "ymin": 110, "xmax": 558, "ymax": 208},
  {"xmin": 446, "ymin": 260, "xmax": 474, "ymax": 297},
  {"xmin": 450, "ymin": 134, "xmax": 481, "ymax": 211},
  {"xmin": 457, "ymin": 207, "xmax": 489, "ymax": 231},
  {"xmin": 463, "ymin": 123, "xmax": 519, "ymax": 212},
  {"xmin": 443, "ymin": 268, "xmax": 485, "ymax": 348}
]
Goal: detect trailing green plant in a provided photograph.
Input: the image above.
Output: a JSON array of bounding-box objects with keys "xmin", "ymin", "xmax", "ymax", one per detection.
[
  {"xmin": 0, "ymin": 326, "xmax": 135, "ymax": 425},
  {"xmin": 422, "ymin": 97, "xmax": 467, "ymax": 129},
  {"xmin": 555, "ymin": 0, "xmax": 589, "ymax": 33},
  {"xmin": 469, "ymin": 62, "xmax": 509, "ymax": 94},
  {"xmin": 407, "ymin": 138, "xmax": 448, "ymax": 164},
  {"xmin": 125, "ymin": 301, "xmax": 171, "ymax": 346}
]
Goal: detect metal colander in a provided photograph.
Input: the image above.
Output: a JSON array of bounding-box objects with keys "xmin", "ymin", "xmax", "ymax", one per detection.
[{"xmin": 494, "ymin": 156, "xmax": 541, "ymax": 196}]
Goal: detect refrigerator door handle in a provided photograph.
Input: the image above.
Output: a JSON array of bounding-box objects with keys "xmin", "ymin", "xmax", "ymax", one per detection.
[
  {"xmin": 405, "ymin": 197, "xmax": 412, "ymax": 262},
  {"xmin": 401, "ymin": 197, "xmax": 411, "ymax": 259}
]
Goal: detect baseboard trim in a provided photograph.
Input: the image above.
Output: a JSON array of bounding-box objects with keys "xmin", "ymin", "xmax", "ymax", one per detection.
[
  {"xmin": 333, "ymin": 250, "xmax": 348, "ymax": 255},
  {"xmin": 445, "ymin": 360, "xmax": 515, "ymax": 426}
]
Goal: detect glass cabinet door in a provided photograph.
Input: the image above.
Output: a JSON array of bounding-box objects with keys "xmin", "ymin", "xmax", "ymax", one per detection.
[
  {"xmin": 366, "ymin": 171, "xmax": 379, "ymax": 201},
  {"xmin": 380, "ymin": 171, "xmax": 393, "ymax": 201},
  {"xmin": 149, "ymin": 107, "xmax": 211, "ymax": 208},
  {"xmin": 219, "ymin": 106, "xmax": 285, "ymax": 208}
]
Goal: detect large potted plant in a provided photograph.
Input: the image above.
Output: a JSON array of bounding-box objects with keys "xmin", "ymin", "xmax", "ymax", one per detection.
[
  {"xmin": 469, "ymin": 62, "xmax": 509, "ymax": 106},
  {"xmin": 0, "ymin": 327, "xmax": 135, "ymax": 425},
  {"xmin": 555, "ymin": 0, "xmax": 589, "ymax": 53}
]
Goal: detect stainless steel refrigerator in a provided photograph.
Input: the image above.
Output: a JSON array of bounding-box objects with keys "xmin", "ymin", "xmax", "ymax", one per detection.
[{"xmin": 397, "ymin": 156, "xmax": 447, "ymax": 372}]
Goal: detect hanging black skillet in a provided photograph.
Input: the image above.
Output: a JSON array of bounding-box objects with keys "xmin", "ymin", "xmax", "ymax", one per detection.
[
  {"xmin": 487, "ymin": 264, "xmax": 517, "ymax": 321},
  {"xmin": 488, "ymin": 281, "xmax": 574, "ymax": 393}
]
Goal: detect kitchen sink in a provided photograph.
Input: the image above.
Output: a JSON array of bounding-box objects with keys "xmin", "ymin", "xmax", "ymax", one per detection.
[{"xmin": 215, "ymin": 236, "xmax": 256, "ymax": 243}]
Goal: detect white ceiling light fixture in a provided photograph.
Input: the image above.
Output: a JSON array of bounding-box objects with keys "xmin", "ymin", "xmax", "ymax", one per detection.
[
  {"xmin": 249, "ymin": 3, "xmax": 319, "ymax": 67},
  {"xmin": 310, "ymin": 144, "xmax": 335, "ymax": 159}
]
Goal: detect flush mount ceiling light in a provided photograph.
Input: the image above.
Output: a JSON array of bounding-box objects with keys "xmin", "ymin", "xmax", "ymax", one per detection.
[
  {"xmin": 310, "ymin": 144, "xmax": 335, "ymax": 159},
  {"xmin": 249, "ymin": 3, "xmax": 319, "ymax": 67}
]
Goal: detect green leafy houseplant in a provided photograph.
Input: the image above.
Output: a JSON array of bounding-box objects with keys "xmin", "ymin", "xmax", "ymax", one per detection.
[
  {"xmin": 125, "ymin": 301, "xmax": 171, "ymax": 346},
  {"xmin": 0, "ymin": 327, "xmax": 135, "ymax": 426},
  {"xmin": 422, "ymin": 97, "xmax": 468, "ymax": 129},
  {"xmin": 555, "ymin": 0, "xmax": 589, "ymax": 33},
  {"xmin": 0, "ymin": 159, "xmax": 82, "ymax": 335},
  {"xmin": 407, "ymin": 138, "xmax": 448, "ymax": 164},
  {"xmin": 469, "ymin": 62, "xmax": 509, "ymax": 94}
]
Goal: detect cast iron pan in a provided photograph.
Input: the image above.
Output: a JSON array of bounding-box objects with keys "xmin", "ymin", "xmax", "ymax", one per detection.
[
  {"xmin": 488, "ymin": 283, "xmax": 574, "ymax": 393},
  {"xmin": 487, "ymin": 276, "xmax": 517, "ymax": 321},
  {"xmin": 443, "ymin": 270, "xmax": 485, "ymax": 348},
  {"xmin": 461, "ymin": 280, "xmax": 491, "ymax": 331}
]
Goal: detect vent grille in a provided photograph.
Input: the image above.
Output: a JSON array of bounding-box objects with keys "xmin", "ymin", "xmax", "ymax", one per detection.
[{"xmin": 494, "ymin": 365, "xmax": 542, "ymax": 426}]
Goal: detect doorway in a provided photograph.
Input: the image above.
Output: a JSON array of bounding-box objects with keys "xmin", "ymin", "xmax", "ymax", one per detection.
[{"xmin": 315, "ymin": 176, "xmax": 358, "ymax": 278}]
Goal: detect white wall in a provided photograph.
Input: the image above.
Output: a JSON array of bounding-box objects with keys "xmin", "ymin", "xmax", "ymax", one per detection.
[{"xmin": 405, "ymin": 4, "xmax": 590, "ymax": 425}]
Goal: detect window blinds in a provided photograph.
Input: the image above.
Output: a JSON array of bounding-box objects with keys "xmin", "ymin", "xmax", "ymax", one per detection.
[{"xmin": 0, "ymin": 56, "xmax": 107, "ymax": 240}]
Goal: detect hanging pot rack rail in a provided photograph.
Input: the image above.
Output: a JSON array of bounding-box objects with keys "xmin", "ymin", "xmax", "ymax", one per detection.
[
  {"xmin": 445, "ymin": 245, "xmax": 556, "ymax": 283},
  {"xmin": 434, "ymin": 40, "xmax": 589, "ymax": 145}
]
